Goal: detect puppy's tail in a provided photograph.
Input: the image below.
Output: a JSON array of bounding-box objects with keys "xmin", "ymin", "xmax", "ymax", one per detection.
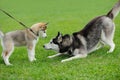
[
  {"xmin": 0, "ymin": 31, "xmax": 4, "ymax": 39},
  {"xmin": 106, "ymin": 0, "xmax": 120, "ymax": 20}
]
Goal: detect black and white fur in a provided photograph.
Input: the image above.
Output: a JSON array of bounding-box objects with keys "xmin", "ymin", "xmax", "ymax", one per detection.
[{"xmin": 44, "ymin": 1, "xmax": 120, "ymax": 62}]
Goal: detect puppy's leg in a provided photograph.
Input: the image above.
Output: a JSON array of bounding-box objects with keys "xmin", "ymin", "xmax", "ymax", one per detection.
[
  {"xmin": 27, "ymin": 42, "xmax": 36, "ymax": 62},
  {"xmin": 48, "ymin": 53, "xmax": 63, "ymax": 58},
  {"xmin": 2, "ymin": 47, "xmax": 14, "ymax": 66},
  {"xmin": 27, "ymin": 46, "xmax": 36, "ymax": 62}
]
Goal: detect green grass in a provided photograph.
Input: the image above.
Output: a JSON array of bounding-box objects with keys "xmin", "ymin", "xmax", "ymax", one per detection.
[{"xmin": 0, "ymin": 0, "xmax": 120, "ymax": 80}]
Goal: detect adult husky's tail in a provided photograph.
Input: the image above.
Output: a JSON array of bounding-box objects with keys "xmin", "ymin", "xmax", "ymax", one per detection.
[
  {"xmin": 107, "ymin": 0, "xmax": 120, "ymax": 20},
  {"xmin": 0, "ymin": 31, "xmax": 4, "ymax": 39}
]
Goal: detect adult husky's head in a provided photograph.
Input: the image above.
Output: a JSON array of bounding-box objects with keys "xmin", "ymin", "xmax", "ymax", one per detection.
[{"xmin": 43, "ymin": 32, "xmax": 72, "ymax": 53}]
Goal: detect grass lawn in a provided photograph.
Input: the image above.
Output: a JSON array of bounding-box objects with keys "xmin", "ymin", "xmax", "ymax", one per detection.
[{"xmin": 0, "ymin": 0, "xmax": 120, "ymax": 80}]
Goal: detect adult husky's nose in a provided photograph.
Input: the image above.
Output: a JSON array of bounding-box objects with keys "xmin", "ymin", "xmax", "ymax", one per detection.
[{"xmin": 43, "ymin": 45, "xmax": 45, "ymax": 48}]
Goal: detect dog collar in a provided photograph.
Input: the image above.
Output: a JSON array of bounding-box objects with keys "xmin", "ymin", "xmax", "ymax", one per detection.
[
  {"xmin": 29, "ymin": 29, "xmax": 38, "ymax": 40},
  {"xmin": 29, "ymin": 29, "xmax": 39, "ymax": 36}
]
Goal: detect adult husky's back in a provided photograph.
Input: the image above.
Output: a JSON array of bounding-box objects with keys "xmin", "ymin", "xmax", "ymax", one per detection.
[{"xmin": 107, "ymin": 0, "xmax": 120, "ymax": 20}]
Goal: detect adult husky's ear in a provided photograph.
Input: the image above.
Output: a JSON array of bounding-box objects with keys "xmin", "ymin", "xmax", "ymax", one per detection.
[
  {"xmin": 57, "ymin": 32, "xmax": 62, "ymax": 43},
  {"xmin": 57, "ymin": 32, "xmax": 62, "ymax": 37}
]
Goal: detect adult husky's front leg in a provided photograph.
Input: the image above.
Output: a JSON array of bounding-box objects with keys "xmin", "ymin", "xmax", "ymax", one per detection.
[
  {"xmin": 48, "ymin": 53, "xmax": 63, "ymax": 58},
  {"xmin": 61, "ymin": 54, "xmax": 87, "ymax": 62},
  {"xmin": 61, "ymin": 49, "xmax": 87, "ymax": 62}
]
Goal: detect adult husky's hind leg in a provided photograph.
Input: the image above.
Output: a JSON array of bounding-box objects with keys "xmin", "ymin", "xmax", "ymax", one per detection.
[
  {"xmin": 105, "ymin": 39, "xmax": 115, "ymax": 53},
  {"xmin": 103, "ymin": 0, "xmax": 120, "ymax": 52},
  {"xmin": 101, "ymin": 27, "xmax": 115, "ymax": 53}
]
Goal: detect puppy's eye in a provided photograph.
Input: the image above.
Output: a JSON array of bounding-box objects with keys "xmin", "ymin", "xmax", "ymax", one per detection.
[{"xmin": 50, "ymin": 42, "xmax": 52, "ymax": 44}]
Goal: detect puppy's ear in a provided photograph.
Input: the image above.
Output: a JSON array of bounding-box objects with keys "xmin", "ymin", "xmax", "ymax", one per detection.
[{"xmin": 45, "ymin": 22, "xmax": 49, "ymax": 25}]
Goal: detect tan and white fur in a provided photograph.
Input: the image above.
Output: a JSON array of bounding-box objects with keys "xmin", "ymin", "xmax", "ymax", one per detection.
[{"xmin": 0, "ymin": 22, "xmax": 48, "ymax": 65}]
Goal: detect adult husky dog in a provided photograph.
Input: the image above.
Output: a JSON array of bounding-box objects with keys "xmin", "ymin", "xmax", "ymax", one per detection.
[{"xmin": 44, "ymin": 1, "xmax": 120, "ymax": 62}]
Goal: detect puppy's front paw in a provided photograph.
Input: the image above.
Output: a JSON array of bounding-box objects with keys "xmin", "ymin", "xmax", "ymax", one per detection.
[{"xmin": 29, "ymin": 57, "xmax": 36, "ymax": 62}]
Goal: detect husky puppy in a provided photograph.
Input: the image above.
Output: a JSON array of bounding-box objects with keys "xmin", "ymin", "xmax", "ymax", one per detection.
[
  {"xmin": 0, "ymin": 22, "xmax": 48, "ymax": 65},
  {"xmin": 44, "ymin": 1, "xmax": 120, "ymax": 62}
]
